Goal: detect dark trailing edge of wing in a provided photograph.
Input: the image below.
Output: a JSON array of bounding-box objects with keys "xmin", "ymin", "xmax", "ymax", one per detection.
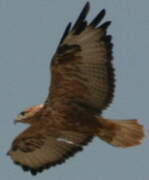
[
  {"xmin": 99, "ymin": 34, "xmax": 115, "ymax": 109},
  {"xmin": 13, "ymin": 136, "xmax": 93, "ymax": 176}
]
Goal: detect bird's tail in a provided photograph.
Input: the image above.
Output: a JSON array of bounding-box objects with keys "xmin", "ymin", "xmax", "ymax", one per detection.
[{"xmin": 95, "ymin": 117, "xmax": 145, "ymax": 148}]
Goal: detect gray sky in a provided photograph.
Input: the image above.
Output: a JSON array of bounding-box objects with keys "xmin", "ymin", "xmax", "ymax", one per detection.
[{"xmin": 0, "ymin": 0, "xmax": 149, "ymax": 179}]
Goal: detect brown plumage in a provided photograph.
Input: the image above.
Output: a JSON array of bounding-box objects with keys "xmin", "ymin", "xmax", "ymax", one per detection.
[{"xmin": 7, "ymin": 2, "xmax": 144, "ymax": 175}]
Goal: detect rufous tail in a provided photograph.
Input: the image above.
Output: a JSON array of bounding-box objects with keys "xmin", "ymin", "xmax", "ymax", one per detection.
[{"xmin": 96, "ymin": 117, "xmax": 145, "ymax": 148}]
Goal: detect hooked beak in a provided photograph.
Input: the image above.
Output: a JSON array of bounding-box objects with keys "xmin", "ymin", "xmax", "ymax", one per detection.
[
  {"xmin": 13, "ymin": 119, "xmax": 19, "ymax": 124},
  {"xmin": 13, "ymin": 114, "xmax": 23, "ymax": 124}
]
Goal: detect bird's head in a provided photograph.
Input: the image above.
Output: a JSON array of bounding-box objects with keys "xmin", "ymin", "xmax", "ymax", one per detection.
[{"xmin": 14, "ymin": 104, "xmax": 44, "ymax": 124}]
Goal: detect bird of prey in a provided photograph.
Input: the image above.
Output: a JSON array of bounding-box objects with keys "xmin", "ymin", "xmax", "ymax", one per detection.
[{"xmin": 7, "ymin": 2, "xmax": 144, "ymax": 175}]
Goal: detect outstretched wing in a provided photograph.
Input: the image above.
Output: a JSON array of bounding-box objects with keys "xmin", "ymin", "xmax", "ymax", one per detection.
[
  {"xmin": 7, "ymin": 125, "xmax": 93, "ymax": 175},
  {"xmin": 45, "ymin": 2, "xmax": 114, "ymax": 113}
]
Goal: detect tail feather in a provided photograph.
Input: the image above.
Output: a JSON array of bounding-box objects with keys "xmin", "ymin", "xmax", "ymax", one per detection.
[{"xmin": 96, "ymin": 117, "xmax": 145, "ymax": 148}]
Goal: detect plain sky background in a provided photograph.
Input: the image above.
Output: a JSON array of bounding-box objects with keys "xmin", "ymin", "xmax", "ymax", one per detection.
[{"xmin": 0, "ymin": 0, "xmax": 149, "ymax": 180}]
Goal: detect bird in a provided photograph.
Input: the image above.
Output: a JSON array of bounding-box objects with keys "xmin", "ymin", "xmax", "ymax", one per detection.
[{"xmin": 7, "ymin": 2, "xmax": 144, "ymax": 175}]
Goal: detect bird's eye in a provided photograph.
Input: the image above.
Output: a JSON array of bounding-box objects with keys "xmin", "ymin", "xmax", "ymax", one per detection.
[{"xmin": 20, "ymin": 111, "xmax": 26, "ymax": 116}]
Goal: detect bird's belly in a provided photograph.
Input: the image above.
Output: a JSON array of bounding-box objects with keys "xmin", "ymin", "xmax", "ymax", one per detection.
[{"xmin": 47, "ymin": 113, "xmax": 99, "ymax": 134}]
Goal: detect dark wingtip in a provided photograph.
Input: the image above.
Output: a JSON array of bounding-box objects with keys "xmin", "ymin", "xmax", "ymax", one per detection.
[
  {"xmin": 84, "ymin": 2, "xmax": 90, "ymax": 10},
  {"xmin": 99, "ymin": 21, "xmax": 111, "ymax": 30},
  {"xmin": 58, "ymin": 2, "xmax": 90, "ymax": 46},
  {"xmin": 90, "ymin": 9, "xmax": 106, "ymax": 27},
  {"xmin": 59, "ymin": 22, "xmax": 72, "ymax": 45},
  {"xmin": 101, "ymin": 8, "xmax": 106, "ymax": 14},
  {"xmin": 72, "ymin": 2, "xmax": 90, "ymax": 31},
  {"xmin": 87, "ymin": 2, "xmax": 90, "ymax": 8}
]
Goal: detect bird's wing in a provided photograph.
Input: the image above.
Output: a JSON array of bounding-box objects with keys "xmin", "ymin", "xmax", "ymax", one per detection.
[
  {"xmin": 7, "ymin": 125, "xmax": 93, "ymax": 175},
  {"xmin": 45, "ymin": 2, "xmax": 114, "ymax": 113}
]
